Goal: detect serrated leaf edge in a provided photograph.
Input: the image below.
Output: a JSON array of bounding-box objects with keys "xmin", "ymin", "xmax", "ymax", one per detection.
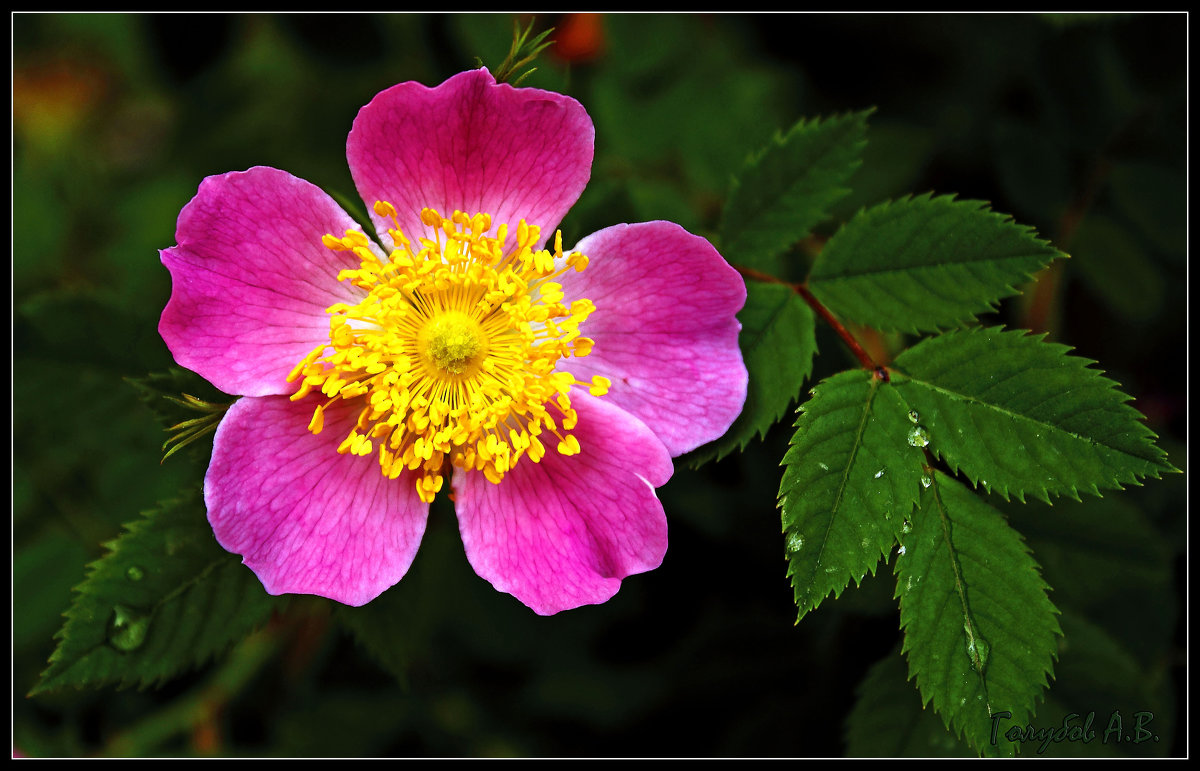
[
  {"xmin": 809, "ymin": 193, "xmax": 1068, "ymax": 335},
  {"xmin": 896, "ymin": 472, "xmax": 1062, "ymax": 756},
  {"xmin": 892, "ymin": 326, "xmax": 1176, "ymax": 503},
  {"xmin": 780, "ymin": 371, "xmax": 914, "ymax": 622},
  {"xmin": 31, "ymin": 497, "xmax": 272, "ymax": 695},
  {"xmin": 687, "ymin": 285, "xmax": 817, "ymax": 466},
  {"xmin": 721, "ymin": 109, "xmax": 872, "ymax": 266}
]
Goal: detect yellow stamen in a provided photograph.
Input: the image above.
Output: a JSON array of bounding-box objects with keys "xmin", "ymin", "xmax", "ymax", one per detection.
[{"xmin": 290, "ymin": 204, "xmax": 600, "ymax": 503}]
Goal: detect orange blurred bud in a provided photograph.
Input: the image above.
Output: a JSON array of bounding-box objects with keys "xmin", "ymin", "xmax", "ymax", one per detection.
[{"xmin": 553, "ymin": 13, "xmax": 605, "ymax": 63}]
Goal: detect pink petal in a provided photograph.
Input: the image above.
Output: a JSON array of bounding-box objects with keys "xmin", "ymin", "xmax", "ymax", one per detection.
[
  {"xmin": 452, "ymin": 393, "xmax": 672, "ymax": 615},
  {"xmin": 347, "ymin": 68, "xmax": 594, "ymax": 248},
  {"xmin": 206, "ymin": 395, "xmax": 429, "ymax": 606},
  {"xmin": 159, "ymin": 167, "xmax": 380, "ymax": 397},
  {"xmin": 560, "ymin": 221, "xmax": 748, "ymax": 456}
]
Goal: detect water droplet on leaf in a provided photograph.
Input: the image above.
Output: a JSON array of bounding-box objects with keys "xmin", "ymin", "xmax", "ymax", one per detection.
[
  {"xmin": 921, "ymin": 475, "xmax": 932, "ymax": 489},
  {"xmin": 907, "ymin": 426, "xmax": 930, "ymax": 447},
  {"xmin": 964, "ymin": 623, "xmax": 990, "ymax": 672},
  {"xmin": 908, "ymin": 410, "xmax": 919, "ymax": 424},
  {"xmin": 897, "ymin": 545, "xmax": 906, "ymax": 556},
  {"xmin": 785, "ymin": 531, "xmax": 805, "ymax": 553},
  {"xmin": 874, "ymin": 469, "xmax": 885, "ymax": 479},
  {"xmin": 125, "ymin": 565, "xmax": 145, "ymax": 582},
  {"xmin": 107, "ymin": 605, "xmax": 150, "ymax": 652}
]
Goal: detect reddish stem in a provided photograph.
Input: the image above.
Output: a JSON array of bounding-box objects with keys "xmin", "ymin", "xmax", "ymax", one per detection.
[{"xmin": 734, "ymin": 265, "xmax": 884, "ymax": 379}]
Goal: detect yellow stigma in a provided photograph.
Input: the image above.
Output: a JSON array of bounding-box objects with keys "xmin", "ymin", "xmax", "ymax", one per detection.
[
  {"xmin": 420, "ymin": 312, "xmax": 484, "ymax": 375},
  {"xmin": 287, "ymin": 204, "xmax": 607, "ymax": 504}
]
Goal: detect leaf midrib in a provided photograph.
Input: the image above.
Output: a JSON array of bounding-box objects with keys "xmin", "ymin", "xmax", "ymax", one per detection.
[
  {"xmin": 810, "ymin": 250, "xmax": 1053, "ymax": 282},
  {"xmin": 725, "ymin": 116, "xmax": 863, "ymax": 246},
  {"xmin": 805, "ymin": 376, "xmax": 880, "ymax": 596},
  {"xmin": 930, "ymin": 476, "xmax": 993, "ymax": 717},
  {"xmin": 894, "ymin": 373, "xmax": 1160, "ymax": 467}
]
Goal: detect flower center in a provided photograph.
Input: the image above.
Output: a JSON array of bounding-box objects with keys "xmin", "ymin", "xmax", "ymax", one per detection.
[
  {"xmin": 421, "ymin": 311, "xmax": 485, "ymax": 375},
  {"xmin": 287, "ymin": 203, "xmax": 610, "ymax": 504}
]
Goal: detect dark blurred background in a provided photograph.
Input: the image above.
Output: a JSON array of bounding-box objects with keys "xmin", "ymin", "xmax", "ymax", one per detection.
[{"xmin": 13, "ymin": 13, "xmax": 1186, "ymax": 757}]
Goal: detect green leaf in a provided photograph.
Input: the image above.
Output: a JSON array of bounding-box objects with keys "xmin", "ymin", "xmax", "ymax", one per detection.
[
  {"xmin": 779, "ymin": 369, "xmax": 925, "ymax": 621},
  {"xmin": 272, "ymin": 690, "xmax": 416, "ymax": 757},
  {"xmin": 685, "ymin": 281, "xmax": 816, "ymax": 465},
  {"xmin": 846, "ymin": 647, "xmax": 974, "ymax": 757},
  {"xmin": 807, "ymin": 194, "xmax": 1065, "ymax": 333},
  {"xmin": 1021, "ymin": 612, "xmax": 1173, "ymax": 757},
  {"xmin": 1108, "ymin": 161, "xmax": 1186, "ymax": 258},
  {"xmin": 589, "ymin": 15, "xmax": 794, "ymax": 195},
  {"xmin": 337, "ymin": 589, "xmax": 420, "ymax": 690},
  {"xmin": 720, "ymin": 110, "xmax": 870, "ymax": 274},
  {"xmin": 896, "ymin": 472, "xmax": 1061, "ymax": 756},
  {"xmin": 32, "ymin": 494, "xmax": 281, "ymax": 694},
  {"xmin": 1006, "ymin": 495, "xmax": 1174, "ymax": 661},
  {"xmin": 336, "ymin": 533, "xmax": 449, "ymax": 688},
  {"xmin": 1069, "ymin": 215, "xmax": 1167, "ymax": 322},
  {"xmin": 13, "ymin": 533, "xmax": 90, "ymax": 652},
  {"xmin": 336, "ymin": 504, "xmax": 542, "ymax": 686},
  {"xmin": 830, "ymin": 120, "xmax": 934, "ymax": 222},
  {"xmin": 890, "ymin": 326, "xmax": 1176, "ymax": 502}
]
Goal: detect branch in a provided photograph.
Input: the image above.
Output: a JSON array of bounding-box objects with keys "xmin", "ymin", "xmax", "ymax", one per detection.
[{"xmin": 733, "ymin": 264, "xmax": 884, "ymax": 378}]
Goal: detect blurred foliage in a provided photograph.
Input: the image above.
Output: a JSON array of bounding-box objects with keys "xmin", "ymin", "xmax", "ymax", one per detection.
[{"xmin": 13, "ymin": 12, "xmax": 1185, "ymax": 757}]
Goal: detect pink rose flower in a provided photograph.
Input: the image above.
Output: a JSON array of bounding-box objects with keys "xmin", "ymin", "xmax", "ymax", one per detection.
[{"xmin": 158, "ymin": 68, "xmax": 747, "ymax": 615}]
